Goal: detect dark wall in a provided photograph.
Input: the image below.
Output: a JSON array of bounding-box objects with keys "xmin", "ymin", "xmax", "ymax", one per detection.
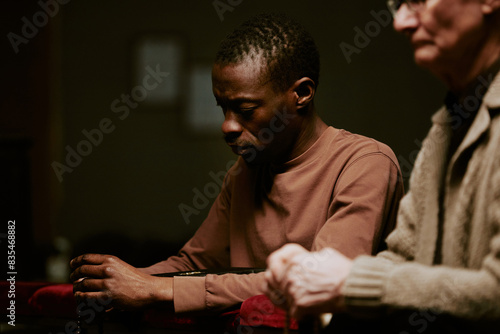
[
  {"xmin": 3, "ymin": 0, "xmax": 447, "ymax": 271},
  {"xmin": 1, "ymin": 0, "xmax": 64, "ymax": 279}
]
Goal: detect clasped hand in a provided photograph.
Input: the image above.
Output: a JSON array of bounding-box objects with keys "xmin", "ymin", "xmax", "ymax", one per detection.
[
  {"xmin": 264, "ymin": 244, "xmax": 352, "ymax": 319},
  {"xmin": 70, "ymin": 254, "xmax": 173, "ymax": 311}
]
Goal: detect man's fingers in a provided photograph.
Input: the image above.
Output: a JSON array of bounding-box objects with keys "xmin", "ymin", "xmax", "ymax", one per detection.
[
  {"xmin": 265, "ymin": 244, "xmax": 311, "ymax": 309},
  {"xmin": 267, "ymin": 244, "xmax": 308, "ymax": 280},
  {"xmin": 70, "ymin": 264, "xmax": 109, "ymax": 282},
  {"xmin": 277, "ymin": 244, "xmax": 308, "ymax": 260},
  {"xmin": 73, "ymin": 277, "xmax": 107, "ymax": 293},
  {"xmin": 74, "ymin": 290, "xmax": 113, "ymax": 309},
  {"xmin": 267, "ymin": 244, "xmax": 302, "ymax": 287},
  {"xmin": 70, "ymin": 254, "xmax": 115, "ymax": 282},
  {"xmin": 266, "ymin": 263, "xmax": 285, "ymax": 292},
  {"xmin": 264, "ymin": 270, "xmax": 281, "ymax": 297},
  {"xmin": 266, "ymin": 244, "xmax": 306, "ymax": 266},
  {"xmin": 263, "ymin": 271, "xmax": 288, "ymax": 307},
  {"xmin": 70, "ymin": 254, "xmax": 109, "ymax": 269}
]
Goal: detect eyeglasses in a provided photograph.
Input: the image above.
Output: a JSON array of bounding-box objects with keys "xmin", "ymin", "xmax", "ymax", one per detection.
[{"xmin": 387, "ymin": 0, "xmax": 426, "ymax": 17}]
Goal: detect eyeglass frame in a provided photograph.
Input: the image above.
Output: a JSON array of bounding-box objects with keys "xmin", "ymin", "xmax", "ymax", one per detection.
[{"xmin": 387, "ymin": 0, "xmax": 427, "ymax": 17}]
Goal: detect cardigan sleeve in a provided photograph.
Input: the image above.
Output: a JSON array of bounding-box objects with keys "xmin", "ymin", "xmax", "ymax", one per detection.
[{"xmin": 342, "ymin": 175, "xmax": 500, "ymax": 320}]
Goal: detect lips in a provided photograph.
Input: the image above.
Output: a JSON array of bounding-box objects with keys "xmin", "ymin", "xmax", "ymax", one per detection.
[
  {"xmin": 228, "ymin": 144, "xmax": 251, "ymax": 155},
  {"xmin": 410, "ymin": 33, "xmax": 433, "ymax": 49},
  {"xmin": 412, "ymin": 40, "xmax": 432, "ymax": 49}
]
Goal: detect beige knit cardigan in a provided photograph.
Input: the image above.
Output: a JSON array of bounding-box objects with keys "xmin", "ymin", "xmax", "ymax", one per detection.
[{"xmin": 343, "ymin": 71, "xmax": 500, "ymax": 320}]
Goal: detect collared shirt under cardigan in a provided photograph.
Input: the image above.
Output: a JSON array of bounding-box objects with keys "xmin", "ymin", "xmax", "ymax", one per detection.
[{"xmin": 343, "ymin": 67, "xmax": 500, "ymax": 323}]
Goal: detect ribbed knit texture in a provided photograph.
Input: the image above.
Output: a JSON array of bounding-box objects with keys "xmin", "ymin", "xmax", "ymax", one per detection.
[{"xmin": 342, "ymin": 256, "xmax": 394, "ymax": 307}]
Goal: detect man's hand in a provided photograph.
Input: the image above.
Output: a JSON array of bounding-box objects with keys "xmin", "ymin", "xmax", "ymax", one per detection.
[
  {"xmin": 264, "ymin": 244, "xmax": 352, "ymax": 319},
  {"xmin": 70, "ymin": 254, "xmax": 173, "ymax": 311}
]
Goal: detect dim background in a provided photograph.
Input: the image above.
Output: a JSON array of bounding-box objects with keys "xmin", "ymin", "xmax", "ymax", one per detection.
[{"xmin": 1, "ymin": 0, "xmax": 445, "ymax": 281}]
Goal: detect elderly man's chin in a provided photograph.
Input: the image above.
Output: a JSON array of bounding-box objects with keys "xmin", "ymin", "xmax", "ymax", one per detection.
[{"xmin": 413, "ymin": 45, "xmax": 442, "ymax": 70}]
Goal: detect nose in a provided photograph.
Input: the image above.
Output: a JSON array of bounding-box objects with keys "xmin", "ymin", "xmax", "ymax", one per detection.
[
  {"xmin": 221, "ymin": 111, "xmax": 242, "ymax": 142},
  {"xmin": 393, "ymin": 5, "xmax": 419, "ymax": 33}
]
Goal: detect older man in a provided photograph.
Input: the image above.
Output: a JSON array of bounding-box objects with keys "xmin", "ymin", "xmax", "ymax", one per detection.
[
  {"xmin": 70, "ymin": 13, "xmax": 403, "ymax": 314},
  {"xmin": 266, "ymin": 1, "xmax": 500, "ymax": 333}
]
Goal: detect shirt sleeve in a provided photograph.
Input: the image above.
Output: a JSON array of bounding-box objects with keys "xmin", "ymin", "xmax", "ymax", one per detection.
[
  {"xmin": 142, "ymin": 186, "xmax": 232, "ymax": 274},
  {"xmin": 139, "ymin": 169, "xmax": 236, "ymax": 312},
  {"xmin": 312, "ymin": 152, "xmax": 404, "ymax": 258},
  {"xmin": 141, "ymin": 163, "xmax": 267, "ymax": 313},
  {"xmin": 150, "ymin": 185, "xmax": 268, "ymax": 313},
  {"xmin": 173, "ymin": 272, "xmax": 267, "ymax": 313}
]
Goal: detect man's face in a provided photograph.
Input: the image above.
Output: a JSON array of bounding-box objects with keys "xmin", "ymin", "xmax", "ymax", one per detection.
[
  {"xmin": 212, "ymin": 60, "xmax": 300, "ymax": 165},
  {"xmin": 393, "ymin": 0, "xmax": 486, "ymax": 74}
]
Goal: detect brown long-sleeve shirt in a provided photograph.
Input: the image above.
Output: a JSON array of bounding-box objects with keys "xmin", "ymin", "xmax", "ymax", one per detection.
[{"xmin": 145, "ymin": 127, "xmax": 404, "ymax": 313}]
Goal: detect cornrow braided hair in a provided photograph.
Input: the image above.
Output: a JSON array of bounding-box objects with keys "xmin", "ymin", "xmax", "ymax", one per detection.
[{"xmin": 215, "ymin": 13, "xmax": 320, "ymax": 92}]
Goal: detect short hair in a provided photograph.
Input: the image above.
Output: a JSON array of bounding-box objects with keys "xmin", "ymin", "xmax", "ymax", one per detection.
[{"xmin": 214, "ymin": 13, "xmax": 320, "ymax": 92}]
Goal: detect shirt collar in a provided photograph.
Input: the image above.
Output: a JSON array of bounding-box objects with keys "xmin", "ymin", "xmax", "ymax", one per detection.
[{"xmin": 433, "ymin": 60, "xmax": 500, "ymax": 125}]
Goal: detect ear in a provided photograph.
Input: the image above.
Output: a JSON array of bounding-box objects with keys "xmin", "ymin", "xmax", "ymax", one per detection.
[
  {"xmin": 292, "ymin": 77, "xmax": 316, "ymax": 110},
  {"xmin": 482, "ymin": 0, "xmax": 500, "ymax": 14}
]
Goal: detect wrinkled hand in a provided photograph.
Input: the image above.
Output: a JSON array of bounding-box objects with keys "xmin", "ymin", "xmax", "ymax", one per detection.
[
  {"xmin": 265, "ymin": 244, "xmax": 352, "ymax": 319},
  {"xmin": 70, "ymin": 254, "xmax": 173, "ymax": 311}
]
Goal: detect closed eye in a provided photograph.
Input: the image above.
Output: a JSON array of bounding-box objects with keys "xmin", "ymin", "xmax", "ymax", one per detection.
[
  {"xmin": 238, "ymin": 107, "xmax": 256, "ymax": 113},
  {"xmin": 236, "ymin": 106, "xmax": 257, "ymax": 119}
]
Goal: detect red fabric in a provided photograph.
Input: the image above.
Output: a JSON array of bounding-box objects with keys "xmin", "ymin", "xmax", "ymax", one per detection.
[
  {"xmin": 14, "ymin": 281, "xmax": 239, "ymax": 329},
  {"xmin": 239, "ymin": 295, "xmax": 298, "ymax": 330},
  {"xmin": 4, "ymin": 281, "xmax": 290, "ymax": 331},
  {"xmin": 142, "ymin": 308, "xmax": 240, "ymax": 331},
  {"xmin": 142, "ymin": 309, "xmax": 199, "ymax": 329},
  {"xmin": 0, "ymin": 281, "xmax": 53, "ymax": 316},
  {"xmin": 28, "ymin": 283, "xmax": 77, "ymax": 318}
]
